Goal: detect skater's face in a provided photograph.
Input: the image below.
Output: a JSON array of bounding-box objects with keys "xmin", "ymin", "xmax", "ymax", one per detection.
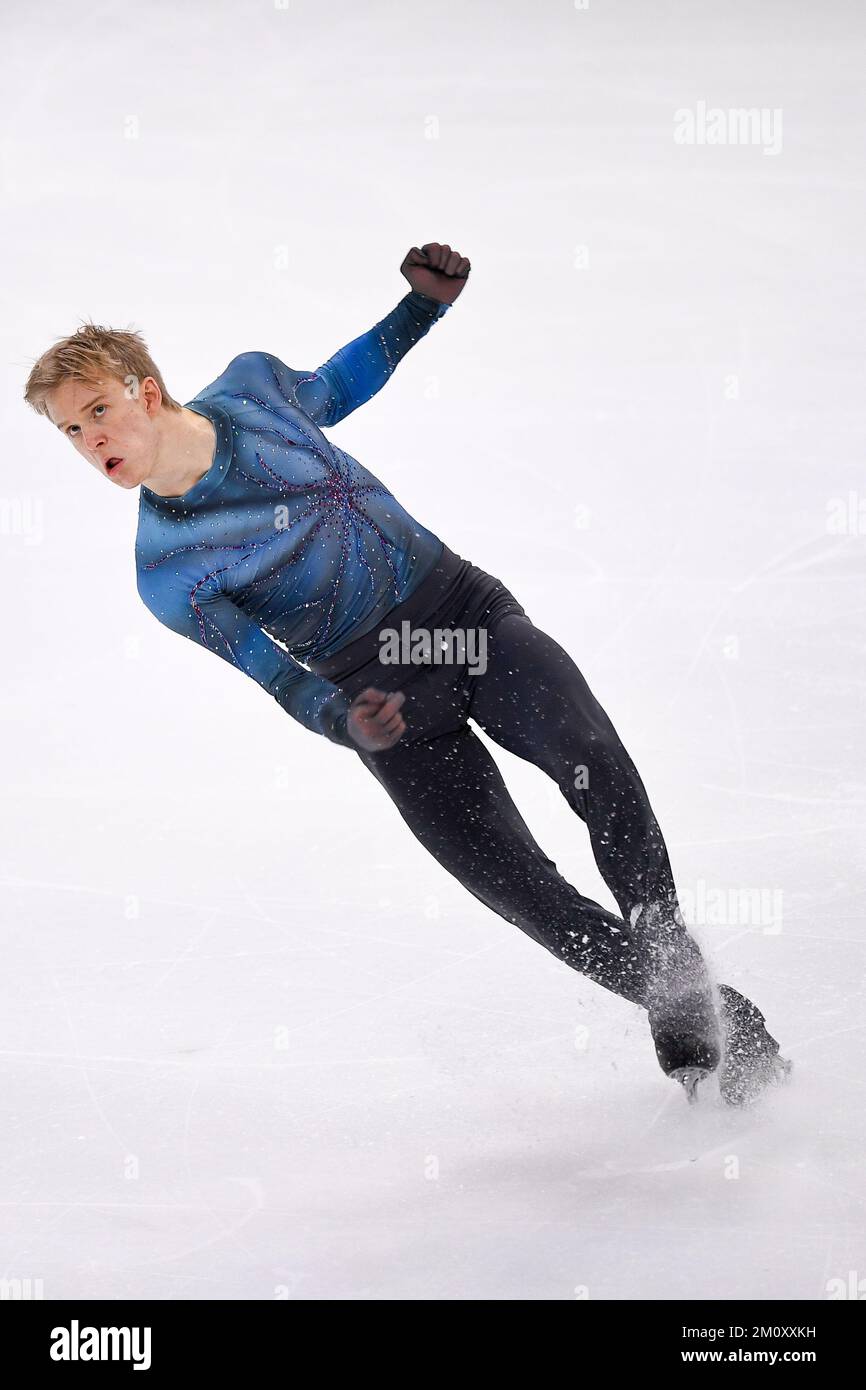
[{"xmin": 46, "ymin": 373, "xmax": 163, "ymax": 490}]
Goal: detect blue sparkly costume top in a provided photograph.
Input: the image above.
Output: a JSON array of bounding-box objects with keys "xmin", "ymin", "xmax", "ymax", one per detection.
[{"xmin": 135, "ymin": 290, "xmax": 450, "ymax": 746}]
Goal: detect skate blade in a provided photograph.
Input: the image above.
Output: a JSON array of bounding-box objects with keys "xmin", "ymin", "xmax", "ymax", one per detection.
[{"xmin": 669, "ymin": 1066, "xmax": 710, "ymax": 1104}]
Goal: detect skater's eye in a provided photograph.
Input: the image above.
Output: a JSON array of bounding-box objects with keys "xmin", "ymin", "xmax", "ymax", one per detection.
[{"xmin": 66, "ymin": 403, "xmax": 107, "ymax": 436}]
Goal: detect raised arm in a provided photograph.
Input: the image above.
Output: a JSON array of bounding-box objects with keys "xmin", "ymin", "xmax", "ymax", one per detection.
[{"xmin": 276, "ymin": 242, "xmax": 471, "ymax": 427}]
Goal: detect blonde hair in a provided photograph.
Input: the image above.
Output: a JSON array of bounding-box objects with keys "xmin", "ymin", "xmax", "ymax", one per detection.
[{"xmin": 23, "ymin": 321, "xmax": 183, "ymax": 420}]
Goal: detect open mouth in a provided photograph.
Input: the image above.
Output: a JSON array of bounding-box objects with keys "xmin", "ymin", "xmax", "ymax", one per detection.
[{"xmin": 106, "ymin": 458, "xmax": 124, "ymax": 473}]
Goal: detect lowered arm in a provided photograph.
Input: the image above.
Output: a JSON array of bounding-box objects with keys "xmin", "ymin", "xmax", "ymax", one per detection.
[{"xmin": 138, "ymin": 575, "xmax": 354, "ymax": 747}]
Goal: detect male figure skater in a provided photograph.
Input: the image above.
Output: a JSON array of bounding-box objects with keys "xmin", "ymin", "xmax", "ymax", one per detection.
[{"xmin": 25, "ymin": 242, "xmax": 791, "ymax": 1105}]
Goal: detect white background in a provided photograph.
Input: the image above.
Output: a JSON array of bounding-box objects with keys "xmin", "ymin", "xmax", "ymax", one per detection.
[{"xmin": 1, "ymin": 0, "xmax": 864, "ymax": 1299}]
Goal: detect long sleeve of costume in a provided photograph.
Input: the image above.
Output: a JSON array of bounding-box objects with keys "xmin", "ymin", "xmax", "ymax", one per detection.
[
  {"xmin": 268, "ymin": 289, "xmax": 451, "ymax": 427},
  {"xmin": 136, "ymin": 576, "xmax": 353, "ymax": 746}
]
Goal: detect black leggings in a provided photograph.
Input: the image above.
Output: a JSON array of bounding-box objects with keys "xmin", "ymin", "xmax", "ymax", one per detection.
[{"xmin": 310, "ymin": 546, "xmax": 711, "ymax": 1011}]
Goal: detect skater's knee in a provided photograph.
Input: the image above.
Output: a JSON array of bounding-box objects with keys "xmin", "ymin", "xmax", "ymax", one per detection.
[{"xmin": 560, "ymin": 717, "xmax": 626, "ymax": 792}]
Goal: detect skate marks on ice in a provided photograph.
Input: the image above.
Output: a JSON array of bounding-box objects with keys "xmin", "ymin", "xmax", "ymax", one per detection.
[{"xmin": 565, "ymin": 1042, "xmax": 799, "ymax": 1183}]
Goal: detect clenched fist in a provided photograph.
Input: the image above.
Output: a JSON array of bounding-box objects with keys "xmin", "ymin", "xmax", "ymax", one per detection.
[
  {"xmin": 346, "ymin": 687, "xmax": 407, "ymax": 751},
  {"xmin": 400, "ymin": 243, "xmax": 471, "ymax": 305}
]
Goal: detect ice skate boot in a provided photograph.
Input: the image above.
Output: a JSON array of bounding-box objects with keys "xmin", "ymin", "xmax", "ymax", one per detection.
[
  {"xmin": 631, "ymin": 903, "xmax": 722, "ymax": 1102},
  {"xmin": 647, "ymin": 985, "xmax": 722, "ymax": 1101},
  {"xmin": 718, "ymin": 984, "xmax": 792, "ymax": 1106}
]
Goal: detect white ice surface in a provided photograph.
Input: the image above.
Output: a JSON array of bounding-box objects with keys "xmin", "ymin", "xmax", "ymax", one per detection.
[{"xmin": 1, "ymin": 0, "xmax": 864, "ymax": 1300}]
